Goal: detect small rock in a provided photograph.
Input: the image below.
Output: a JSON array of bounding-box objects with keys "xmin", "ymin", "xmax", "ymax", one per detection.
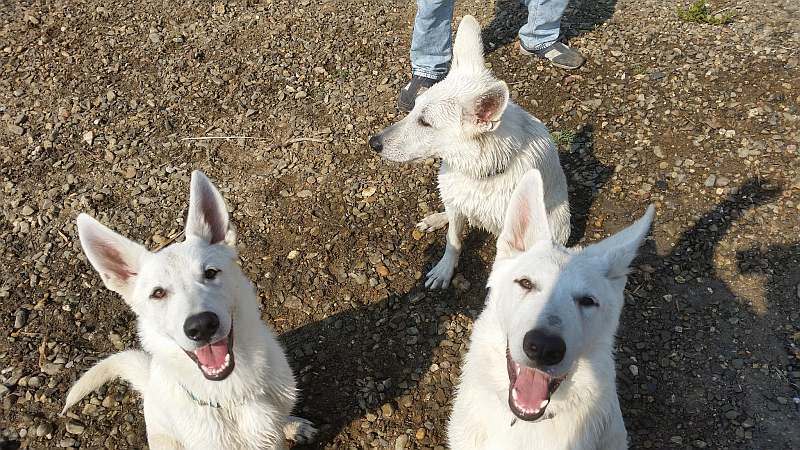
[
  {"xmin": 415, "ymin": 428, "xmax": 426, "ymax": 440},
  {"xmin": 451, "ymin": 274, "xmax": 471, "ymax": 291},
  {"xmin": 7, "ymin": 124, "xmax": 24, "ymax": 135},
  {"xmin": 21, "ymin": 205, "xmax": 34, "ymax": 216},
  {"xmin": 296, "ymin": 190, "xmax": 313, "ymax": 198},
  {"xmin": 14, "ymin": 309, "xmax": 28, "ymax": 329},
  {"xmin": 362, "ymin": 186, "xmax": 377, "ymax": 197},
  {"xmin": 124, "ymin": 166, "xmax": 136, "ymax": 179},
  {"xmin": 35, "ymin": 422, "xmax": 54, "ymax": 437},
  {"xmin": 41, "ymin": 362, "xmax": 63, "ymax": 375},
  {"xmin": 703, "ymin": 175, "xmax": 716, "ymax": 187},
  {"xmin": 59, "ymin": 437, "xmax": 77, "ymax": 447},
  {"xmin": 376, "ymin": 265, "xmax": 389, "ymax": 277},
  {"xmin": 629, "ymin": 365, "xmax": 639, "ymax": 376},
  {"xmin": 287, "ymin": 250, "xmax": 300, "ymax": 260},
  {"xmin": 381, "ymin": 403, "xmax": 394, "ymax": 418},
  {"xmin": 395, "ymin": 434, "xmax": 409, "ymax": 450},
  {"xmin": 82, "ymin": 130, "xmax": 94, "ymax": 145},
  {"xmin": 715, "ymin": 176, "xmax": 730, "ymax": 187},
  {"xmin": 65, "ymin": 420, "xmax": 85, "ymax": 435}
]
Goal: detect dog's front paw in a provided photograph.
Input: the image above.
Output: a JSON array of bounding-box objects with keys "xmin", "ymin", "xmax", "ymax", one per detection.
[
  {"xmin": 425, "ymin": 254, "xmax": 457, "ymax": 289},
  {"xmin": 416, "ymin": 212, "xmax": 448, "ymax": 232},
  {"xmin": 284, "ymin": 416, "xmax": 317, "ymax": 445}
]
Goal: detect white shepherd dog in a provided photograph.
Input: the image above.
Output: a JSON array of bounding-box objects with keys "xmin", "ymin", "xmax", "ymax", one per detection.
[
  {"xmin": 370, "ymin": 15, "xmax": 570, "ymax": 289},
  {"xmin": 63, "ymin": 171, "xmax": 316, "ymax": 449},
  {"xmin": 448, "ymin": 169, "xmax": 654, "ymax": 450}
]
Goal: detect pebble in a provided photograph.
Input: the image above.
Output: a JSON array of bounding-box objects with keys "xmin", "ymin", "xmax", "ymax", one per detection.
[
  {"xmin": 41, "ymin": 363, "xmax": 63, "ymax": 375},
  {"xmin": 14, "ymin": 309, "xmax": 28, "ymax": 329},
  {"xmin": 395, "ymin": 434, "xmax": 409, "ymax": 449},
  {"xmin": 7, "ymin": 124, "xmax": 24, "ymax": 135},
  {"xmin": 66, "ymin": 420, "xmax": 85, "ymax": 435},
  {"xmin": 415, "ymin": 428, "xmax": 426, "ymax": 440},
  {"xmin": 381, "ymin": 403, "xmax": 394, "ymax": 418},
  {"xmin": 35, "ymin": 422, "xmax": 53, "ymax": 437},
  {"xmin": 59, "ymin": 437, "xmax": 77, "ymax": 447}
]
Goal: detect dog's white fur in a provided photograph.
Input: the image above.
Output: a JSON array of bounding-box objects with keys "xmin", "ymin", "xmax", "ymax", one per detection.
[
  {"xmin": 448, "ymin": 170, "xmax": 654, "ymax": 449},
  {"xmin": 63, "ymin": 171, "xmax": 316, "ymax": 449},
  {"xmin": 373, "ymin": 15, "xmax": 569, "ymax": 289}
]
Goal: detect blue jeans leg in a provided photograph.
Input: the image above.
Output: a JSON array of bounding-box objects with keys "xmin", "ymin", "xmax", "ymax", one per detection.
[
  {"xmin": 410, "ymin": 0, "xmax": 455, "ymax": 80},
  {"xmin": 518, "ymin": 0, "xmax": 569, "ymax": 50}
]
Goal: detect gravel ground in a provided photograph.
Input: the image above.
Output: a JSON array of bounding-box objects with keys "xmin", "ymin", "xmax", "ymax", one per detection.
[{"xmin": 1, "ymin": 0, "xmax": 799, "ymax": 448}]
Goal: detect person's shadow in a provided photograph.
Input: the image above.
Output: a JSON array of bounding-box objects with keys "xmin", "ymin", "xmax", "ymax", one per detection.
[
  {"xmin": 614, "ymin": 179, "xmax": 800, "ymax": 447},
  {"xmin": 482, "ymin": 0, "xmax": 618, "ymax": 52}
]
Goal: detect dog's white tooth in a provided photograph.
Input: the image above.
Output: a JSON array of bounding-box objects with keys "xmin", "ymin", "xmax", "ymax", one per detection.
[
  {"xmin": 511, "ymin": 389, "xmax": 518, "ymax": 401},
  {"xmin": 225, "ymin": 353, "xmax": 230, "ymax": 363},
  {"xmin": 540, "ymin": 399, "xmax": 549, "ymax": 408}
]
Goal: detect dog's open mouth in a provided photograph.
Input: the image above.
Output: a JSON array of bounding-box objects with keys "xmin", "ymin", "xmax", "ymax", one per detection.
[
  {"xmin": 184, "ymin": 329, "xmax": 235, "ymax": 381},
  {"xmin": 506, "ymin": 348, "xmax": 564, "ymax": 421}
]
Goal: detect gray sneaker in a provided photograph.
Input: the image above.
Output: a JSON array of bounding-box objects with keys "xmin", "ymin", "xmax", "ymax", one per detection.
[
  {"xmin": 519, "ymin": 41, "xmax": 585, "ymax": 70},
  {"xmin": 398, "ymin": 75, "xmax": 441, "ymax": 112}
]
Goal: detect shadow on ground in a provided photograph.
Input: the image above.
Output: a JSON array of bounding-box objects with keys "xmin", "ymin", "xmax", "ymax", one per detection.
[
  {"xmin": 283, "ymin": 231, "xmax": 491, "ymax": 446},
  {"xmin": 617, "ymin": 178, "xmax": 800, "ymax": 447},
  {"xmin": 560, "ymin": 124, "xmax": 613, "ymax": 245}
]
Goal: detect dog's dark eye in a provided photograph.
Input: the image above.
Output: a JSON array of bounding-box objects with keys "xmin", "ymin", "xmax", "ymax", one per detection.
[
  {"xmin": 204, "ymin": 268, "xmax": 220, "ymax": 280},
  {"xmin": 418, "ymin": 116, "xmax": 431, "ymax": 127},
  {"xmin": 515, "ymin": 278, "xmax": 536, "ymax": 291},
  {"xmin": 576, "ymin": 296, "xmax": 597, "ymax": 307},
  {"xmin": 151, "ymin": 288, "xmax": 166, "ymax": 299}
]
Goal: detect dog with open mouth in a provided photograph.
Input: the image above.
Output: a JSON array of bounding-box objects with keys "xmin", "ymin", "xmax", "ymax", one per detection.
[
  {"xmin": 63, "ymin": 171, "xmax": 316, "ymax": 449},
  {"xmin": 448, "ymin": 170, "xmax": 654, "ymax": 449}
]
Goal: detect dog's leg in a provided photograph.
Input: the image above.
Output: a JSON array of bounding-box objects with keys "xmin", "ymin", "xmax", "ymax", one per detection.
[
  {"xmin": 416, "ymin": 211, "xmax": 449, "ymax": 232},
  {"xmin": 283, "ymin": 416, "xmax": 317, "ymax": 445},
  {"xmin": 425, "ymin": 209, "xmax": 465, "ymax": 289}
]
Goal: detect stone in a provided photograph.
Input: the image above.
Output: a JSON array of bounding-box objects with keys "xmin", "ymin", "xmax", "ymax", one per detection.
[{"xmin": 65, "ymin": 420, "xmax": 85, "ymax": 435}]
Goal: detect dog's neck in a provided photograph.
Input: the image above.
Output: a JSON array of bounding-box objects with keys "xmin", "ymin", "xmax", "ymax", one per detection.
[{"xmin": 442, "ymin": 103, "xmax": 552, "ymax": 179}]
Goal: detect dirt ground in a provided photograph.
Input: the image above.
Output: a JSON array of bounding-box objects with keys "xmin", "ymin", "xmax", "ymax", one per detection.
[{"xmin": 1, "ymin": 0, "xmax": 799, "ymax": 448}]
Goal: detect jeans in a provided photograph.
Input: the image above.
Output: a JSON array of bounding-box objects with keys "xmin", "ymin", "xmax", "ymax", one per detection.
[{"xmin": 411, "ymin": 0, "xmax": 569, "ymax": 79}]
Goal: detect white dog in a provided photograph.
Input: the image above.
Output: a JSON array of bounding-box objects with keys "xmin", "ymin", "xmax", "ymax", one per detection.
[
  {"xmin": 369, "ymin": 15, "xmax": 570, "ymax": 289},
  {"xmin": 448, "ymin": 170, "xmax": 654, "ymax": 449},
  {"xmin": 63, "ymin": 171, "xmax": 316, "ymax": 449}
]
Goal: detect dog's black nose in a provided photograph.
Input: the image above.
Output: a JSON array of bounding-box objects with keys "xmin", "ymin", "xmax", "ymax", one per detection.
[
  {"xmin": 184, "ymin": 312, "xmax": 220, "ymax": 342},
  {"xmin": 368, "ymin": 135, "xmax": 383, "ymax": 153},
  {"xmin": 523, "ymin": 330, "xmax": 566, "ymax": 366}
]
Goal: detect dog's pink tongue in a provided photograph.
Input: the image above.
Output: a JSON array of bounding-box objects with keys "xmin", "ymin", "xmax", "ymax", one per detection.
[
  {"xmin": 511, "ymin": 366, "xmax": 550, "ymax": 411},
  {"xmin": 194, "ymin": 338, "xmax": 229, "ymax": 369}
]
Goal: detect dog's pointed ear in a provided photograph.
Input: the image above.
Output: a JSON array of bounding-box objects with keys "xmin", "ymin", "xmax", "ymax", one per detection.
[
  {"xmin": 452, "ymin": 15, "xmax": 485, "ymax": 74},
  {"xmin": 465, "ymin": 81, "xmax": 509, "ymax": 132},
  {"xmin": 584, "ymin": 205, "xmax": 655, "ymax": 279},
  {"xmin": 77, "ymin": 213, "xmax": 146, "ymax": 295},
  {"xmin": 497, "ymin": 170, "xmax": 553, "ymax": 259},
  {"xmin": 186, "ymin": 170, "xmax": 230, "ymax": 245}
]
